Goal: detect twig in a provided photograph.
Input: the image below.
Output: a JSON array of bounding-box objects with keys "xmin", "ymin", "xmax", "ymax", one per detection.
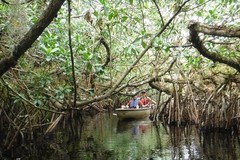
[{"xmin": 152, "ymin": 0, "xmax": 164, "ymax": 27}]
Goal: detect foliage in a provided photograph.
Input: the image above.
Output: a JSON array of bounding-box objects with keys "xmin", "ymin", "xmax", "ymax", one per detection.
[{"xmin": 0, "ymin": 0, "xmax": 238, "ymax": 94}]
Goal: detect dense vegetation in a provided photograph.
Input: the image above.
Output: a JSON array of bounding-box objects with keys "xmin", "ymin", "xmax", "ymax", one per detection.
[{"xmin": 0, "ymin": 0, "xmax": 239, "ymax": 150}]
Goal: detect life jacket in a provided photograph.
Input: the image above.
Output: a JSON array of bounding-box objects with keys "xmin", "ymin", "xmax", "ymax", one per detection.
[
  {"xmin": 140, "ymin": 97, "xmax": 150, "ymax": 105},
  {"xmin": 129, "ymin": 99, "xmax": 139, "ymax": 108}
]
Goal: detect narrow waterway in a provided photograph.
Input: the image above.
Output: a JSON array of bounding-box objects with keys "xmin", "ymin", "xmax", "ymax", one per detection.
[{"xmin": 3, "ymin": 113, "xmax": 240, "ymax": 159}]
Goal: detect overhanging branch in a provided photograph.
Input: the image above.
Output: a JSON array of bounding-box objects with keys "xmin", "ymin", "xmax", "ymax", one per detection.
[
  {"xmin": 188, "ymin": 22, "xmax": 240, "ymax": 72},
  {"xmin": 0, "ymin": 0, "xmax": 66, "ymax": 77},
  {"xmin": 189, "ymin": 22, "xmax": 240, "ymax": 38}
]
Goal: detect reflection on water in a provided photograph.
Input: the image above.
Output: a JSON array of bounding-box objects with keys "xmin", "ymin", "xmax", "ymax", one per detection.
[
  {"xmin": 116, "ymin": 119, "xmax": 150, "ymax": 135},
  {"xmin": 2, "ymin": 113, "xmax": 240, "ymax": 159}
]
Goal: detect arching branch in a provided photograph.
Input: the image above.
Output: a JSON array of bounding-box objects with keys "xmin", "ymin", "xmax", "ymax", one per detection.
[
  {"xmin": 149, "ymin": 81, "xmax": 173, "ymax": 95},
  {"xmin": 189, "ymin": 22, "xmax": 240, "ymax": 38},
  {"xmin": 188, "ymin": 22, "xmax": 240, "ymax": 72},
  {"xmin": 100, "ymin": 37, "xmax": 111, "ymax": 69}
]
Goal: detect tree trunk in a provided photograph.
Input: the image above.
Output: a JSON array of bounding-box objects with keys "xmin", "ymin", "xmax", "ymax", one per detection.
[{"xmin": 0, "ymin": 0, "xmax": 66, "ymax": 77}]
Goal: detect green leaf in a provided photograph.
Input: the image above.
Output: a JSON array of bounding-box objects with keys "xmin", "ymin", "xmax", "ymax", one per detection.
[
  {"xmin": 108, "ymin": 12, "xmax": 114, "ymax": 20},
  {"xmin": 121, "ymin": 16, "xmax": 128, "ymax": 22},
  {"xmin": 209, "ymin": 10, "xmax": 214, "ymax": 15},
  {"xmin": 141, "ymin": 40, "xmax": 147, "ymax": 48},
  {"xmin": 60, "ymin": 19, "xmax": 66, "ymax": 24},
  {"xmin": 131, "ymin": 47, "xmax": 137, "ymax": 54},
  {"xmin": 196, "ymin": 11, "xmax": 203, "ymax": 17},
  {"xmin": 46, "ymin": 56, "xmax": 52, "ymax": 62},
  {"xmin": 99, "ymin": 0, "xmax": 105, "ymax": 5},
  {"xmin": 93, "ymin": 10, "xmax": 98, "ymax": 17},
  {"xmin": 163, "ymin": 46, "xmax": 170, "ymax": 52},
  {"xmin": 50, "ymin": 48, "xmax": 59, "ymax": 53},
  {"xmin": 129, "ymin": 0, "xmax": 133, "ymax": 5},
  {"xmin": 140, "ymin": 30, "xmax": 146, "ymax": 35},
  {"xmin": 83, "ymin": 52, "xmax": 90, "ymax": 60},
  {"xmin": 87, "ymin": 62, "xmax": 92, "ymax": 71}
]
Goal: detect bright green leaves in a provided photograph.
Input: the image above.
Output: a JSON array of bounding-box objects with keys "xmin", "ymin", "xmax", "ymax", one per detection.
[
  {"xmin": 93, "ymin": 10, "xmax": 99, "ymax": 17},
  {"xmin": 121, "ymin": 15, "xmax": 128, "ymax": 22},
  {"xmin": 82, "ymin": 52, "xmax": 93, "ymax": 61},
  {"xmin": 39, "ymin": 14, "xmax": 68, "ymax": 64},
  {"xmin": 186, "ymin": 56, "xmax": 202, "ymax": 68},
  {"xmin": 163, "ymin": 46, "xmax": 170, "ymax": 53},
  {"xmin": 208, "ymin": 9, "xmax": 217, "ymax": 19},
  {"xmin": 108, "ymin": 10, "xmax": 118, "ymax": 20},
  {"xmin": 99, "ymin": 0, "xmax": 106, "ymax": 5},
  {"xmin": 41, "ymin": 44, "xmax": 59, "ymax": 55},
  {"xmin": 40, "ymin": 30, "xmax": 66, "ymax": 63},
  {"xmin": 0, "ymin": 4, "xmax": 9, "ymax": 33}
]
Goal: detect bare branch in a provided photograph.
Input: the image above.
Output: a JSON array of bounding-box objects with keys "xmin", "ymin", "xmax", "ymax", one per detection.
[
  {"xmin": 67, "ymin": 0, "xmax": 77, "ymax": 108},
  {"xmin": 152, "ymin": 0, "xmax": 164, "ymax": 27}
]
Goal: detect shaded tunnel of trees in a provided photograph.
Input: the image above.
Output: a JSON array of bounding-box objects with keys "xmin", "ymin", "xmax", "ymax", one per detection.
[{"xmin": 0, "ymin": 0, "xmax": 239, "ymax": 150}]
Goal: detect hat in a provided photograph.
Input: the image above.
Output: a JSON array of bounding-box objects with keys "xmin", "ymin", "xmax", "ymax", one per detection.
[
  {"xmin": 132, "ymin": 94, "xmax": 137, "ymax": 97},
  {"xmin": 141, "ymin": 90, "xmax": 146, "ymax": 93}
]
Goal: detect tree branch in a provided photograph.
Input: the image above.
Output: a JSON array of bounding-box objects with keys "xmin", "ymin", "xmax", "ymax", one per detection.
[
  {"xmin": 100, "ymin": 37, "xmax": 111, "ymax": 69},
  {"xmin": 189, "ymin": 22, "xmax": 240, "ymax": 38},
  {"xmin": 188, "ymin": 22, "xmax": 240, "ymax": 72},
  {"xmin": 152, "ymin": 0, "xmax": 164, "ymax": 27},
  {"xmin": 67, "ymin": 0, "xmax": 77, "ymax": 108},
  {"xmin": 0, "ymin": 0, "xmax": 66, "ymax": 77},
  {"xmin": 1, "ymin": 0, "xmax": 9, "ymax": 4}
]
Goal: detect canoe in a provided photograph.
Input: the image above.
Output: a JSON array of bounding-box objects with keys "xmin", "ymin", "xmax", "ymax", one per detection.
[{"xmin": 115, "ymin": 108, "xmax": 150, "ymax": 120}]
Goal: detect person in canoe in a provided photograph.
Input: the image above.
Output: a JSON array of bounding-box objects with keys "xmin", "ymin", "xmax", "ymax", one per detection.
[
  {"xmin": 127, "ymin": 94, "xmax": 143, "ymax": 109},
  {"xmin": 139, "ymin": 90, "xmax": 156, "ymax": 107}
]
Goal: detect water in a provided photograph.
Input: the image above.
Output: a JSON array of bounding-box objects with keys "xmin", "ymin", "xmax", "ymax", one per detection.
[{"xmin": 3, "ymin": 113, "xmax": 240, "ymax": 159}]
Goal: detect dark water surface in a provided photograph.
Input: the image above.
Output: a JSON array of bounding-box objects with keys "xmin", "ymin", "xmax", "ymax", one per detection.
[{"xmin": 3, "ymin": 113, "xmax": 240, "ymax": 160}]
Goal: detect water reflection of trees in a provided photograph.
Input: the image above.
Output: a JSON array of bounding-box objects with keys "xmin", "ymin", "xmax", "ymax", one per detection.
[
  {"xmin": 201, "ymin": 132, "xmax": 240, "ymax": 160},
  {"xmin": 167, "ymin": 125, "xmax": 202, "ymax": 159},
  {"xmin": 3, "ymin": 113, "xmax": 240, "ymax": 159},
  {"xmin": 155, "ymin": 124, "xmax": 240, "ymax": 160}
]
